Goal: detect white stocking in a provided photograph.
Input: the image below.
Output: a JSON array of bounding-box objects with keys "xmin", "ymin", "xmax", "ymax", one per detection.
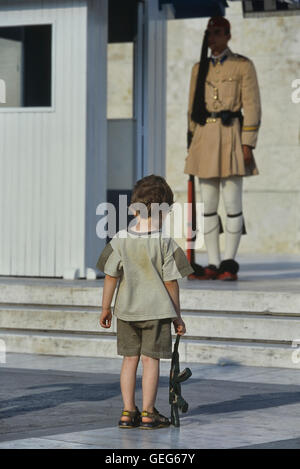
[
  {"xmin": 198, "ymin": 178, "xmax": 221, "ymax": 268},
  {"xmin": 221, "ymin": 176, "xmax": 244, "ymax": 260}
]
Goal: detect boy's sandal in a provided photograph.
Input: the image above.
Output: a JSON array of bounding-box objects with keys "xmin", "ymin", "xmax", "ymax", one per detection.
[
  {"xmin": 118, "ymin": 406, "xmax": 141, "ymax": 429},
  {"xmin": 139, "ymin": 407, "xmax": 170, "ymax": 430}
]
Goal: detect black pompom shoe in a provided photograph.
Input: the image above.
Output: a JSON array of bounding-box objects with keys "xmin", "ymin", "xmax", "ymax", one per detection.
[
  {"xmin": 188, "ymin": 263, "xmax": 218, "ymax": 280},
  {"xmin": 218, "ymin": 259, "xmax": 239, "ymax": 281}
]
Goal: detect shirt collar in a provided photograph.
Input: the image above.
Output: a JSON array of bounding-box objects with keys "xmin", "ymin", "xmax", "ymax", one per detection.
[
  {"xmin": 127, "ymin": 227, "xmax": 162, "ymax": 236},
  {"xmin": 210, "ymin": 47, "xmax": 230, "ymax": 66}
]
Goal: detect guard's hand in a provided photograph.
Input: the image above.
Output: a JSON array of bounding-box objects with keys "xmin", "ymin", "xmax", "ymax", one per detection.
[
  {"xmin": 100, "ymin": 308, "xmax": 112, "ymax": 328},
  {"xmin": 173, "ymin": 318, "xmax": 186, "ymax": 336},
  {"xmin": 242, "ymin": 145, "xmax": 253, "ymax": 166}
]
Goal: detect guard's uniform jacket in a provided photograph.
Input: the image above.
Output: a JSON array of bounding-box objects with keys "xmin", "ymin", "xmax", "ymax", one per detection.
[{"xmin": 184, "ymin": 47, "xmax": 261, "ymax": 179}]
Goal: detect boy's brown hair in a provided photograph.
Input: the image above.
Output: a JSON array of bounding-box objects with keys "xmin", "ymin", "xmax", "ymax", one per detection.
[{"xmin": 130, "ymin": 174, "xmax": 174, "ymax": 219}]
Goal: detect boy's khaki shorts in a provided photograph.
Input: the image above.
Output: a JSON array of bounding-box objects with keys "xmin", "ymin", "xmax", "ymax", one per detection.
[{"xmin": 117, "ymin": 318, "xmax": 173, "ymax": 359}]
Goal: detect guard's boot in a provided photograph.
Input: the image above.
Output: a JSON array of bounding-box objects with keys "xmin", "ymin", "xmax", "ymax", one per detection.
[
  {"xmin": 218, "ymin": 259, "xmax": 239, "ymax": 281},
  {"xmin": 203, "ymin": 264, "xmax": 219, "ymax": 280},
  {"xmin": 188, "ymin": 262, "xmax": 206, "ymax": 280},
  {"xmin": 188, "ymin": 263, "xmax": 218, "ymax": 280}
]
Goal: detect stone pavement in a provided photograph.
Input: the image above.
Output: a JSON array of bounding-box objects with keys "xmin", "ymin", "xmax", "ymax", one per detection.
[{"xmin": 1, "ymin": 353, "xmax": 300, "ymax": 449}]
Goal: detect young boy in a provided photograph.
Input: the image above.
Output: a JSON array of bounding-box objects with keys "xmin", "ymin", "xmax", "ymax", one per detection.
[{"xmin": 96, "ymin": 175, "xmax": 194, "ymax": 429}]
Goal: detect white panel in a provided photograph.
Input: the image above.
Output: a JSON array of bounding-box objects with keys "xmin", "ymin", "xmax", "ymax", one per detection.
[{"xmin": 0, "ymin": 0, "xmax": 89, "ymax": 277}]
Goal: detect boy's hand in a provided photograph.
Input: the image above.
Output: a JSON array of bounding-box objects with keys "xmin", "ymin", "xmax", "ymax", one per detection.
[
  {"xmin": 100, "ymin": 308, "xmax": 112, "ymax": 328},
  {"xmin": 173, "ymin": 317, "xmax": 186, "ymax": 336}
]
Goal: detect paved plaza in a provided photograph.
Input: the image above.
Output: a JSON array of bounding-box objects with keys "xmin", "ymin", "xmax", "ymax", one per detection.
[
  {"xmin": 1, "ymin": 253, "xmax": 300, "ymax": 449},
  {"xmin": 1, "ymin": 352, "xmax": 300, "ymax": 449}
]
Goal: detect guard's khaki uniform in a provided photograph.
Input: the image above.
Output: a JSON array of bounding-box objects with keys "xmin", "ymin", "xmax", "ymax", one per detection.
[{"xmin": 184, "ymin": 47, "xmax": 261, "ymax": 179}]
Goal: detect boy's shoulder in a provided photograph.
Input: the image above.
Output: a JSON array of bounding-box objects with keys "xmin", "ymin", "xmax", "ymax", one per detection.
[
  {"xmin": 161, "ymin": 235, "xmax": 181, "ymax": 257},
  {"xmin": 110, "ymin": 229, "xmax": 127, "ymax": 243},
  {"xmin": 106, "ymin": 230, "xmax": 127, "ymax": 254},
  {"xmin": 112, "ymin": 229, "xmax": 127, "ymax": 238}
]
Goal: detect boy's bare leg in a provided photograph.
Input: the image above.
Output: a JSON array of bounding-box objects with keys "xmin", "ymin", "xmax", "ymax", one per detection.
[
  {"xmin": 120, "ymin": 355, "xmax": 140, "ymax": 422},
  {"xmin": 141, "ymin": 354, "xmax": 160, "ymax": 423}
]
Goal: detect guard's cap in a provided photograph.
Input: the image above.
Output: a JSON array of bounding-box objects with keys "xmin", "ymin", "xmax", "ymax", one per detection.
[{"xmin": 207, "ymin": 16, "xmax": 231, "ymax": 33}]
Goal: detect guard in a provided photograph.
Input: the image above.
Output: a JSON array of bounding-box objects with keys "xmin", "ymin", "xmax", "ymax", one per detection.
[{"xmin": 185, "ymin": 16, "xmax": 261, "ymax": 281}]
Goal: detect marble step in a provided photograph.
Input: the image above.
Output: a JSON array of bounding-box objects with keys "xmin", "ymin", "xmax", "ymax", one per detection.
[
  {"xmin": 0, "ymin": 330, "xmax": 298, "ymax": 369},
  {"xmin": 1, "ymin": 282, "xmax": 300, "ymax": 314},
  {"xmin": 1, "ymin": 305, "xmax": 299, "ymax": 343},
  {"xmin": 0, "ymin": 305, "xmax": 117, "ymax": 334}
]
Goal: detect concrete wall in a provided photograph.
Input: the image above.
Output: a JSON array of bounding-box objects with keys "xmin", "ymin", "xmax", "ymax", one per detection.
[{"xmin": 166, "ymin": 1, "xmax": 300, "ymax": 254}]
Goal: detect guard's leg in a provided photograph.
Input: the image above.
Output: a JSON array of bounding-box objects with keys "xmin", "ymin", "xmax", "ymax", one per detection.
[
  {"xmin": 219, "ymin": 176, "xmax": 244, "ymax": 280},
  {"xmin": 198, "ymin": 177, "xmax": 222, "ymax": 277}
]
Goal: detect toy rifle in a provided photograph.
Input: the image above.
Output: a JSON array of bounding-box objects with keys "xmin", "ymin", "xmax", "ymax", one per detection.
[{"xmin": 169, "ymin": 335, "xmax": 192, "ymax": 427}]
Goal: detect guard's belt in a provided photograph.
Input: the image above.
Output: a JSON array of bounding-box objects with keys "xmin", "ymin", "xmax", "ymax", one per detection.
[{"xmin": 206, "ymin": 110, "xmax": 243, "ymax": 126}]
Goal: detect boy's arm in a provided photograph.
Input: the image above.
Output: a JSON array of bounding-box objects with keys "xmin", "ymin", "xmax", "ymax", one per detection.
[
  {"xmin": 99, "ymin": 274, "xmax": 119, "ymax": 328},
  {"xmin": 163, "ymin": 279, "xmax": 186, "ymax": 335}
]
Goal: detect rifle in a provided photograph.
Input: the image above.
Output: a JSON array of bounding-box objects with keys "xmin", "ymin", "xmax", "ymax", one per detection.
[
  {"xmin": 186, "ymin": 28, "xmax": 208, "ymax": 279},
  {"xmin": 186, "ymin": 174, "xmax": 197, "ymax": 266},
  {"xmin": 186, "ymin": 174, "xmax": 205, "ymax": 278},
  {"xmin": 169, "ymin": 335, "xmax": 192, "ymax": 427}
]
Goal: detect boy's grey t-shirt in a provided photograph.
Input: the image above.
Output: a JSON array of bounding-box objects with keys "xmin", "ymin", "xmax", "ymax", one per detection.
[{"xmin": 96, "ymin": 228, "xmax": 194, "ymax": 321}]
